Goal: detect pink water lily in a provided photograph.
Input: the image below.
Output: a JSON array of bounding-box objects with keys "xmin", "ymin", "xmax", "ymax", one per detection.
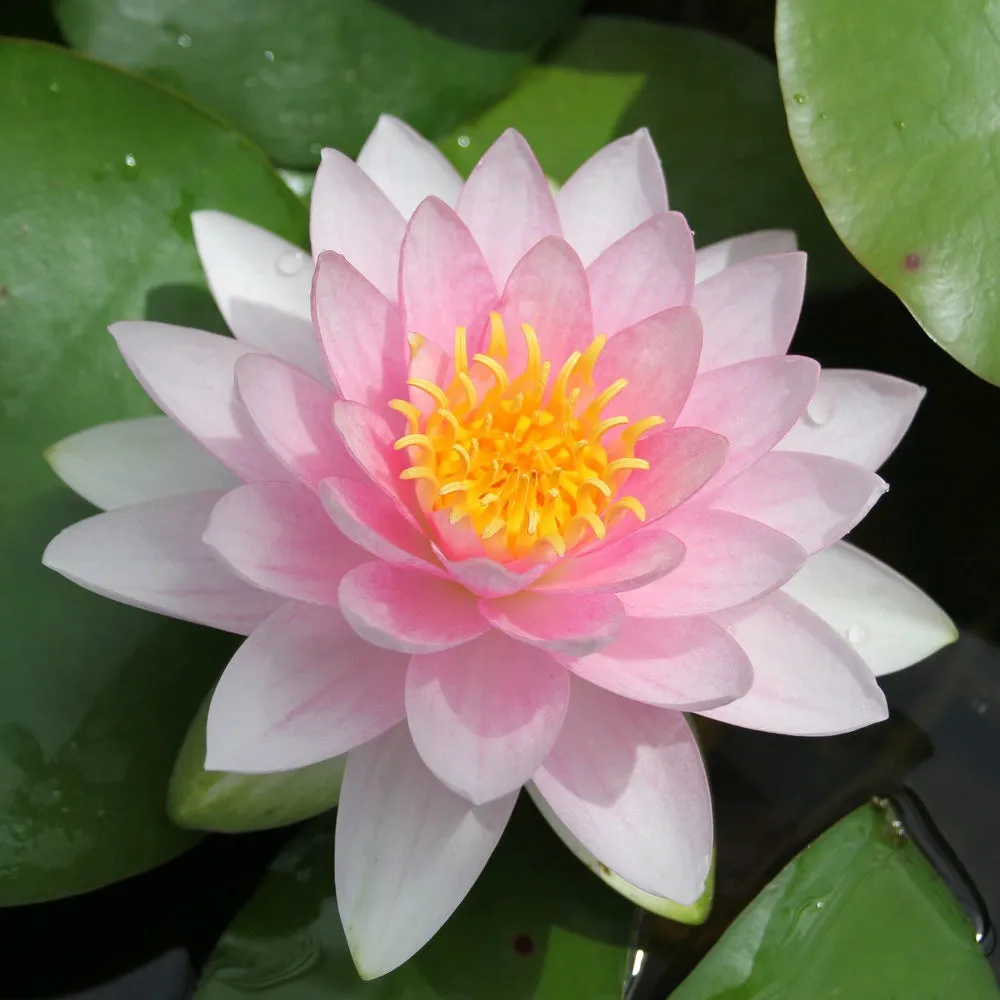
[{"xmin": 43, "ymin": 116, "xmax": 954, "ymax": 978}]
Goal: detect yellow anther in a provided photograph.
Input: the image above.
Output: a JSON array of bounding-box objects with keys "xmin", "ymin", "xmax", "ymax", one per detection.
[
  {"xmin": 590, "ymin": 377, "xmax": 629, "ymax": 417},
  {"xmin": 607, "ymin": 457, "xmax": 651, "ymax": 475},
  {"xmin": 400, "ymin": 466, "xmax": 440, "ymax": 485},
  {"xmin": 593, "ymin": 415, "xmax": 630, "ymax": 441},
  {"xmin": 487, "ymin": 311, "xmax": 508, "ymax": 360},
  {"xmin": 439, "ymin": 480, "xmax": 470, "ymax": 497},
  {"xmin": 393, "ymin": 433, "xmax": 434, "ymax": 454},
  {"xmin": 388, "ymin": 399, "xmax": 422, "ymax": 432},
  {"xmin": 620, "ymin": 415, "xmax": 667, "ymax": 450},
  {"xmin": 581, "ymin": 478, "xmax": 613, "ymax": 499},
  {"xmin": 521, "ymin": 323, "xmax": 542, "ymax": 375},
  {"xmin": 575, "ymin": 334, "xmax": 607, "ymax": 385},
  {"xmin": 407, "ymin": 333, "xmax": 426, "ymax": 360},
  {"xmin": 457, "ymin": 372, "xmax": 478, "ymax": 409},
  {"xmin": 408, "ymin": 378, "xmax": 450, "ymax": 409},
  {"xmin": 473, "ymin": 353, "xmax": 509, "ymax": 390},
  {"xmin": 605, "ymin": 496, "xmax": 647, "ymax": 524}
]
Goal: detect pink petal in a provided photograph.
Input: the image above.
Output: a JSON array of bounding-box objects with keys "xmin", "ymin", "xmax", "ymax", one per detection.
[
  {"xmin": 311, "ymin": 252, "xmax": 408, "ymax": 409},
  {"xmin": 677, "ymin": 355, "xmax": 820, "ymax": 489},
  {"xmin": 694, "ymin": 229, "xmax": 797, "ymax": 284},
  {"xmin": 587, "ymin": 213, "xmax": 696, "ymax": 335},
  {"xmin": 620, "ymin": 509, "xmax": 806, "ymax": 617},
  {"xmin": 562, "ymin": 615, "xmax": 752, "ymax": 710},
  {"xmin": 593, "ymin": 307, "xmax": 702, "ymax": 430},
  {"xmin": 406, "ymin": 631, "xmax": 570, "ymax": 804},
  {"xmin": 110, "ymin": 321, "xmax": 291, "ymax": 483},
  {"xmin": 535, "ymin": 526, "xmax": 685, "ymax": 595},
  {"xmin": 235, "ymin": 354, "xmax": 357, "ymax": 489},
  {"xmin": 203, "ymin": 482, "xmax": 364, "ymax": 605},
  {"xmin": 320, "ymin": 476, "xmax": 441, "ymax": 573},
  {"xmin": 479, "ymin": 591, "xmax": 624, "ymax": 657},
  {"xmin": 705, "ymin": 451, "xmax": 886, "ymax": 554},
  {"xmin": 357, "ymin": 114, "xmax": 463, "ymax": 217},
  {"xmin": 309, "ymin": 148, "xmax": 405, "ymax": 300},
  {"xmin": 495, "ymin": 237, "xmax": 592, "ymax": 371},
  {"xmin": 205, "ymin": 602, "xmax": 407, "ymax": 772},
  {"xmin": 695, "ymin": 252, "xmax": 807, "ymax": 372},
  {"xmin": 700, "ymin": 592, "xmax": 887, "ymax": 734},
  {"xmin": 335, "ymin": 725, "xmax": 516, "ymax": 978},
  {"xmin": 339, "ymin": 561, "xmax": 487, "ymax": 653},
  {"xmin": 434, "ymin": 544, "xmax": 554, "ymax": 599},
  {"xmin": 398, "ymin": 197, "xmax": 498, "ymax": 353},
  {"xmin": 191, "ymin": 210, "xmax": 325, "ymax": 379},
  {"xmin": 407, "ymin": 336, "xmax": 454, "ymax": 419},
  {"xmin": 557, "ymin": 129, "xmax": 668, "ymax": 266},
  {"xmin": 532, "ymin": 678, "xmax": 712, "ymax": 902},
  {"xmin": 630, "ymin": 426, "xmax": 729, "ymax": 523},
  {"xmin": 42, "ymin": 491, "xmax": 282, "ymax": 634},
  {"xmin": 46, "ymin": 415, "xmax": 238, "ymax": 511},
  {"xmin": 777, "ymin": 369, "xmax": 925, "ymax": 470},
  {"xmin": 456, "ymin": 129, "xmax": 561, "ymax": 287}
]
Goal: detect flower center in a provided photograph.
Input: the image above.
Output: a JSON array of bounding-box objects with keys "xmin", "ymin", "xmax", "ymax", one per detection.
[{"xmin": 388, "ymin": 313, "xmax": 664, "ymax": 559}]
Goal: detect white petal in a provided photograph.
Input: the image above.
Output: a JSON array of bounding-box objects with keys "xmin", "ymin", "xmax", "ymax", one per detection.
[
  {"xmin": 781, "ymin": 542, "xmax": 957, "ymax": 676},
  {"xmin": 694, "ymin": 229, "xmax": 798, "ymax": 284},
  {"xmin": 191, "ymin": 211, "xmax": 325, "ymax": 378},
  {"xmin": 46, "ymin": 416, "xmax": 238, "ymax": 510},
  {"xmin": 357, "ymin": 114, "xmax": 463, "ymax": 218},
  {"xmin": 335, "ymin": 725, "xmax": 516, "ymax": 978}
]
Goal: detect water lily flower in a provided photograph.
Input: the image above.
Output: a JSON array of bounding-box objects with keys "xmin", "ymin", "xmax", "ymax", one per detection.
[{"xmin": 43, "ymin": 116, "xmax": 955, "ymax": 978}]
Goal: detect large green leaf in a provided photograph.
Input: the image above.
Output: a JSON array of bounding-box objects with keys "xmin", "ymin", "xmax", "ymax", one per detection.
[
  {"xmin": 195, "ymin": 799, "xmax": 634, "ymax": 999},
  {"xmin": 54, "ymin": 0, "xmax": 583, "ymax": 167},
  {"xmin": 0, "ymin": 39, "xmax": 306, "ymax": 904},
  {"xmin": 670, "ymin": 802, "xmax": 1000, "ymax": 1000},
  {"xmin": 169, "ymin": 692, "xmax": 346, "ymax": 833},
  {"xmin": 440, "ymin": 16, "xmax": 859, "ymax": 293},
  {"xmin": 776, "ymin": 0, "xmax": 1000, "ymax": 383}
]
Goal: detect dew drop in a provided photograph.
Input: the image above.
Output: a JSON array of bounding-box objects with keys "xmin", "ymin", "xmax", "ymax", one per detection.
[
  {"xmin": 804, "ymin": 391, "xmax": 835, "ymax": 426},
  {"xmin": 457, "ymin": 134, "xmax": 471, "ymax": 148},
  {"xmin": 846, "ymin": 624, "xmax": 867, "ymax": 645},
  {"xmin": 275, "ymin": 249, "xmax": 308, "ymax": 277},
  {"xmin": 49, "ymin": 81, "xmax": 60, "ymax": 93},
  {"xmin": 792, "ymin": 92, "xmax": 807, "ymax": 105},
  {"xmin": 177, "ymin": 33, "xmax": 192, "ymax": 47},
  {"xmin": 819, "ymin": 111, "xmax": 829, "ymax": 121},
  {"xmin": 124, "ymin": 154, "xmax": 136, "ymax": 168},
  {"xmin": 895, "ymin": 119, "xmax": 907, "ymax": 130},
  {"xmin": 309, "ymin": 141, "xmax": 322, "ymax": 155},
  {"xmin": 264, "ymin": 49, "xmax": 275, "ymax": 61}
]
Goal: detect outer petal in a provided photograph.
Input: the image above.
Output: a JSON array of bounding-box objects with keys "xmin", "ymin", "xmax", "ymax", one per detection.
[
  {"xmin": 620, "ymin": 509, "xmax": 806, "ymax": 618},
  {"xmin": 46, "ymin": 416, "xmax": 238, "ymax": 511},
  {"xmin": 777, "ymin": 369, "xmax": 925, "ymax": 470},
  {"xmin": 535, "ymin": 526, "xmax": 685, "ymax": 595},
  {"xmin": 557, "ymin": 129, "xmax": 669, "ymax": 266},
  {"xmin": 191, "ymin": 210, "xmax": 324, "ymax": 378},
  {"xmin": 41, "ymin": 491, "xmax": 283, "ymax": 634},
  {"xmin": 456, "ymin": 129, "xmax": 561, "ymax": 287},
  {"xmin": 236, "ymin": 354, "xmax": 357, "ymax": 489},
  {"xmin": 398, "ymin": 198, "xmax": 498, "ymax": 352},
  {"xmin": 406, "ymin": 631, "xmax": 570, "ymax": 804},
  {"xmin": 433, "ymin": 544, "xmax": 553, "ymax": 599},
  {"xmin": 204, "ymin": 482, "xmax": 364, "ymax": 605},
  {"xmin": 705, "ymin": 451, "xmax": 886, "ymax": 554},
  {"xmin": 700, "ymin": 591, "xmax": 888, "ymax": 734},
  {"xmin": 110, "ymin": 321, "xmax": 290, "ymax": 483},
  {"xmin": 694, "ymin": 229, "xmax": 797, "ymax": 284},
  {"xmin": 310, "ymin": 148, "xmax": 405, "ymax": 300},
  {"xmin": 312, "ymin": 252, "xmax": 408, "ymax": 409},
  {"xmin": 357, "ymin": 114, "xmax": 463, "ymax": 217},
  {"xmin": 320, "ymin": 477, "xmax": 441, "ymax": 573},
  {"xmin": 335, "ymin": 724, "xmax": 517, "ymax": 979},
  {"xmin": 562, "ymin": 615, "xmax": 753, "ymax": 710},
  {"xmin": 495, "ymin": 236, "xmax": 593, "ymax": 370},
  {"xmin": 339, "ymin": 561, "xmax": 487, "ymax": 653},
  {"xmin": 587, "ymin": 212, "xmax": 696, "ymax": 335},
  {"xmin": 479, "ymin": 590, "xmax": 624, "ymax": 657},
  {"xmin": 205, "ymin": 602, "xmax": 407, "ymax": 773},
  {"xmin": 694, "ymin": 252, "xmax": 807, "ymax": 372},
  {"xmin": 630, "ymin": 426, "xmax": 729, "ymax": 523},
  {"xmin": 781, "ymin": 542, "xmax": 957, "ymax": 677},
  {"xmin": 593, "ymin": 307, "xmax": 702, "ymax": 430},
  {"xmin": 676, "ymin": 356, "xmax": 820, "ymax": 489},
  {"xmin": 532, "ymin": 678, "xmax": 712, "ymax": 903}
]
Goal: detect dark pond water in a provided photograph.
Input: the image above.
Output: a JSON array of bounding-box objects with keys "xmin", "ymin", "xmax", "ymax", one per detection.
[{"xmin": 4, "ymin": 2, "xmax": 1000, "ymax": 998}]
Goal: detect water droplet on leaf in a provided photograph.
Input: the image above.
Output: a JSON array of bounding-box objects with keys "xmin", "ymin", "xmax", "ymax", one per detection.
[
  {"xmin": 275, "ymin": 250, "xmax": 308, "ymax": 277},
  {"xmin": 793, "ymin": 93, "xmax": 807, "ymax": 105},
  {"xmin": 177, "ymin": 33, "xmax": 192, "ymax": 47},
  {"xmin": 457, "ymin": 135, "xmax": 471, "ymax": 148},
  {"xmin": 846, "ymin": 625, "xmax": 867, "ymax": 645}
]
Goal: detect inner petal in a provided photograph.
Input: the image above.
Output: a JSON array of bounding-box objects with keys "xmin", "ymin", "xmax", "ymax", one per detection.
[{"xmin": 388, "ymin": 313, "xmax": 665, "ymax": 561}]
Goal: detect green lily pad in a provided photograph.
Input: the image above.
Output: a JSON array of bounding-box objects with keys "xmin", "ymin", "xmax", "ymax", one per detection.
[
  {"xmin": 54, "ymin": 0, "xmax": 583, "ymax": 167},
  {"xmin": 195, "ymin": 798, "xmax": 634, "ymax": 998},
  {"xmin": 169, "ymin": 692, "xmax": 346, "ymax": 833},
  {"xmin": 440, "ymin": 16, "xmax": 859, "ymax": 294},
  {"xmin": 776, "ymin": 0, "xmax": 1000, "ymax": 383},
  {"xmin": 670, "ymin": 801, "xmax": 1000, "ymax": 1000},
  {"xmin": 0, "ymin": 38, "xmax": 305, "ymax": 904}
]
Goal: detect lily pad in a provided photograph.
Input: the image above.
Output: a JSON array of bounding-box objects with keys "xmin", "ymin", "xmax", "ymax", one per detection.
[
  {"xmin": 169, "ymin": 693, "xmax": 346, "ymax": 833},
  {"xmin": 0, "ymin": 39, "xmax": 305, "ymax": 904},
  {"xmin": 54, "ymin": 0, "xmax": 583, "ymax": 167},
  {"xmin": 670, "ymin": 802, "xmax": 1000, "ymax": 1000},
  {"xmin": 195, "ymin": 799, "xmax": 634, "ymax": 999},
  {"xmin": 441, "ymin": 16, "xmax": 859, "ymax": 293},
  {"xmin": 776, "ymin": 0, "xmax": 1000, "ymax": 383}
]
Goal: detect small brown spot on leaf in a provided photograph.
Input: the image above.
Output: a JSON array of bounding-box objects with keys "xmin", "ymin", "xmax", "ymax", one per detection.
[
  {"xmin": 512, "ymin": 934, "xmax": 534, "ymax": 956},
  {"xmin": 0, "ymin": 285, "xmax": 8, "ymax": 300},
  {"xmin": 598, "ymin": 862, "xmax": 612, "ymax": 876},
  {"xmin": 903, "ymin": 252, "xmax": 922, "ymax": 271}
]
